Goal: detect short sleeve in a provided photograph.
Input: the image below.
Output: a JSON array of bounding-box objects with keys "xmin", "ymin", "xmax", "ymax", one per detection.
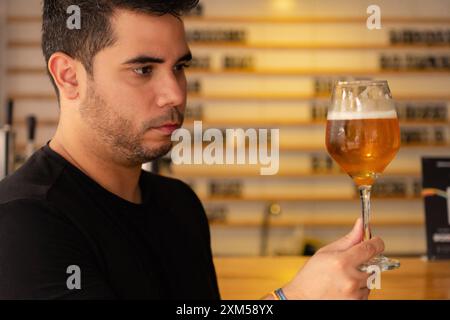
[{"xmin": 0, "ymin": 199, "xmax": 116, "ymax": 299}]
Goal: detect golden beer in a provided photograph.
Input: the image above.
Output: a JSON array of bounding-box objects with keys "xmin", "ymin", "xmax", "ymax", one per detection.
[
  {"xmin": 326, "ymin": 111, "xmax": 401, "ymax": 186},
  {"xmin": 326, "ymin": 80, "xmax": 401, "ymax": 271}
]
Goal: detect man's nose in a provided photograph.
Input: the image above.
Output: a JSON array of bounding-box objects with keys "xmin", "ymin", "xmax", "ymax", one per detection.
[{"xmin": 155, "ymin": 73, "xmax": 185, "ymax": 109}]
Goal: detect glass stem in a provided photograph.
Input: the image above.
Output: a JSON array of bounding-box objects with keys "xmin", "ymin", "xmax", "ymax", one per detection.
[{"xmin": 358, "ymin": 185, "xmax": 372, "ymax": 242}]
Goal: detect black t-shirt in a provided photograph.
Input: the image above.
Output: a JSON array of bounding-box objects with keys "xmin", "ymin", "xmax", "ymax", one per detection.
[{"xmin": 0, "ymin": 144, "xmax": 220, "ymax": 300}]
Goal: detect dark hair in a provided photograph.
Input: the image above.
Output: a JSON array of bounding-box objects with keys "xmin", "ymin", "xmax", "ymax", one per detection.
[{"xmin": 42, "ymin": 0, "xmax": 199, "ymax": 99}]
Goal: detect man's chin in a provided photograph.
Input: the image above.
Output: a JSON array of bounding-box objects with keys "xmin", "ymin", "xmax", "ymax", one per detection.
[{"xmin": 141, "ymin": 141, "xmax": 173, "ymax": 160}]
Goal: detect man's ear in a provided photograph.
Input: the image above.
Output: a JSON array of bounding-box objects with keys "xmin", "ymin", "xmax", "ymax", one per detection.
[{"xmin": 48, "ymin": 52, "xmax": 80, "ymax": 100}]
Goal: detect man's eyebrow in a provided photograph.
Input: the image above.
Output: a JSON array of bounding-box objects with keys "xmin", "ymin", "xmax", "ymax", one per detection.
[
  {"xmin": 176, "ymin": 52, "xmax": 193, "ymax": 63},
  {"xmin": 122, "ymin": 55, "xmax": 164, "ymax": 65},
  {"xmin": 122, "ymin": 52, "xmax": 192, "ymax": 65}
]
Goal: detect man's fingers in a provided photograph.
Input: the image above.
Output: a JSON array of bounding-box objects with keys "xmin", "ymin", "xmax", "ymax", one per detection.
[
  {"xmin": 352, "ymin": 269, "xmax": 371, "ymax": 282},
  {"xmin": 343, "ymin": 236, "xmax": 385, "ymax": 267},
  {"xmin": 358, "ymin": 273, "xmax": 371, "ymax": 289},
  {"xmin": 320, "ymin": 218, "xmax": 363, "ymax": 252}
]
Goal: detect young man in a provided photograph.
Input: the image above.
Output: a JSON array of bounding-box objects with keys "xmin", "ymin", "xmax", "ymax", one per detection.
[{"xmin": 0, "ymin": 0, "xmax": 384, "ymax": 299}]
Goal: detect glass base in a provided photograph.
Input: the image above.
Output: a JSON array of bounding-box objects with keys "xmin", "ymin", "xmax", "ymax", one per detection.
[{"xmin": 359, "ymin": 255, "xmax": 400, "ymax": 272}]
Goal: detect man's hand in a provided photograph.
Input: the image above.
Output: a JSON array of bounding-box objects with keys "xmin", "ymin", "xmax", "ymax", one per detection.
[{"xmin": 281, "ymin": 218, "xmax": 385, "ymax": 300}]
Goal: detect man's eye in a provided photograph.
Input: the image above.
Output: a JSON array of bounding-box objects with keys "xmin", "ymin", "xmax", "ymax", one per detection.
[
  {"xmin": 134, "ymin": 66, "xmax": 153, "ymax": 76},
  {"xmin": 174, "ymin": 63, "xmax": 191, "ymax": 72}
]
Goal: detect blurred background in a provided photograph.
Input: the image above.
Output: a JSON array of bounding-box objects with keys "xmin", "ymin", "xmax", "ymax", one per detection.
[{"xmin": 0, "ymin": 0, "xmax": 449, "ymax": 257}]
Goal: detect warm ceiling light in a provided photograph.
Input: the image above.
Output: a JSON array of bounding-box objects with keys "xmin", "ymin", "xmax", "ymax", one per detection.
[{"xmin": 271, "ymin": 0, "xmax": 296, "ymax": 12}]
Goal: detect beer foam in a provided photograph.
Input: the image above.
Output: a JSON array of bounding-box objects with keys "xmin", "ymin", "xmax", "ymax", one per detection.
[{"xmin": 327, "ymin": 110, "xmax": 397, "ymax": 120}]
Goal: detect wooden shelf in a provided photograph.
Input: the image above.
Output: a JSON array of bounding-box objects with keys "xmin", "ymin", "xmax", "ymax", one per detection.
[
  {"xmin": 190, "ymin": 93, "xmax": 450, "ymax": 102},
  {"xmin": 7, "ymin": 40, "xmax": 450, "ymax": 51},
  {"xmin": 184, "ymin": 16, "xmax": 450, "ymax": 24},
  {"xmin": 278, "ymin": 144, "xmax": 450, "ymax": 152},
  {"xmin": 209, "ymin": 216, "xmax": 424, "ymax": 228},
  {"xmin": 188, "ymin": 42, "xmax": 450, "ymax": 50},
  {"xmin": 7, "ymin": 16, "xmax": 42, "ymax": 23},
  {"xmin": 202, "ymin": 195, "xmax": 422, "ymax": 202},
  {"xmin": 176, "ymin": 173, "xmax": 419, "ymax": 179},
  {"xmin": 191, "ymin": 68, "xmax": 450, "ymax": 75},
  {"xmin": 7, "ymin": 67, "xmax": 450, "ymax": 77},
  {"xmin": 12, "ymin": 118, "xmax": 450, "ymax": 128},
  {"xmin": 9, "ymin": 92, "xmax": 450, "ymax": 102},
  {"xmin": 15, "ymin": 119, "xmax": 58, "ymax": 126},
  {"xmin": 7, "ymin": 67, "xmax": 47, "ymax": 75},
  {"xmin": 15, "ymin": 141, "xmax": 450, "ymax": 155},
  {"xmin": 261, "ymin": 144, "xmax": 450, "ymax": 152},
  {"xmin": 165, "ymin": 170, "xmax": 421, "ymax": 179},
  {"xmin": 8, "ymin": 15, "xmax": 450, "ymax": 24},
  {"xmin": 7, "ymin": 41, "xmax": 41, "ymax": 48},
  {"xmin": 182, "ymin": 120, "xmax": 448, "ymax": 127}
]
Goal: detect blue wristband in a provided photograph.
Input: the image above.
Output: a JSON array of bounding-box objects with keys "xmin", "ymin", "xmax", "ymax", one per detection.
[{"xmin": 274, "ymin": 288, "xmax": 288, "ymax": 300}]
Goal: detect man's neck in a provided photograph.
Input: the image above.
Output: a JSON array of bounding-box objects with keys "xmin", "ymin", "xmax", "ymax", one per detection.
[{"xmin": 49, "ymin": 136, "xmax": 143, "ymax": 204}]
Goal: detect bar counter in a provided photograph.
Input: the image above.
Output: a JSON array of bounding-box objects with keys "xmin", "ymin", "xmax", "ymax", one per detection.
[{"xmin": 214, "ymin": 257, "xmax": 450, "ymax": 300}]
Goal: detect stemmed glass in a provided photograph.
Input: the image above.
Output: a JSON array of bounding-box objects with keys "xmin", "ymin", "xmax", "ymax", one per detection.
[{"xmin": 325, "ymin": 80, "xmax": 401, "ymax": 271}]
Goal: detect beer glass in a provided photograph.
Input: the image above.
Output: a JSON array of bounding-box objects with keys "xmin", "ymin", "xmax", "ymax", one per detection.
[{"xmin": 325, "ymin": 80, "xmax": 401, "ymax": 271}]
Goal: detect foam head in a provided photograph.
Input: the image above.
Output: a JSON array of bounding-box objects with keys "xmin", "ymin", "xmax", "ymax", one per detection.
[{"xmin": 327, "ymin": 110, "xmax": 398, "ymax": 120}]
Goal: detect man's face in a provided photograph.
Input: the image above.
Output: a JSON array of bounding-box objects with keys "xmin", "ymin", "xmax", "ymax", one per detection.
[{"xmin": 79, "ymin": 10, "xmax": 190, "ymax": 165}]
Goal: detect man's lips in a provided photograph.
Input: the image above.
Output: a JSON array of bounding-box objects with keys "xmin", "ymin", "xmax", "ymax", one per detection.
[{"xmin": 152, "ymin": 123, "xmax": 181, "ymax": 135}]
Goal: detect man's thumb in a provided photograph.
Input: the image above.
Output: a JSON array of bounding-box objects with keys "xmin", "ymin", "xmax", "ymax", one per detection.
[{"xmin": 320, "ymin": 218, "xmax": 363, "ymax": 252}]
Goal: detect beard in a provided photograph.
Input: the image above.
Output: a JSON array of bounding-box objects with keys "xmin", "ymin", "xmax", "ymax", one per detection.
[{"xmin": 79, "ymin": 81, "xmax": 184, "ymax": 166}]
